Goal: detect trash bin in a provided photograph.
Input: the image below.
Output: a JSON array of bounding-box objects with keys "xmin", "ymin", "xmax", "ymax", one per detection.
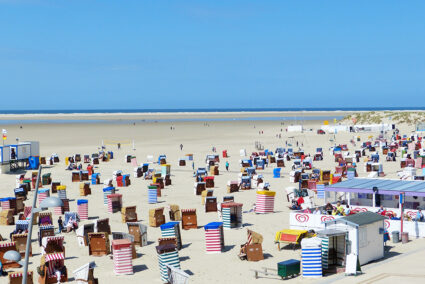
[
  {"xmin": 401, "ymin": 232, "xmax": 409, "ymax": 244},
  {"xmin": 392, "ymin": 231, "xmax": 399, "ymax": 243}
]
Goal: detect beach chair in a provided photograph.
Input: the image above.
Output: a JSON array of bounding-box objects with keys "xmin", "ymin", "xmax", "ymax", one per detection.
[
  {"xmin": 121, "ymin": 206, "xmax": 138, "ymax": 223},
  {"xmin": 38, "ymin": 225, "xmax": 55, "ymax": 246},
  {"xmin": 38, "ymin": 212, "xmax": 53, "ymax": 226},
  {"xmin": 239, "ymin": 229, "xmax": 264, "ymax": 261},
  {"xmin": 274, "ymin": 229, "xmax": 309, "ymax": 250},
  {"xmin": 169, "ymin": 204, "xmax": 181, "ymax": 221},
  {"xmin": 41, "ymin": 236, "xmax": 65, "ymax": 256},
  {"xmin": 38, "ymin": 253, "xmax": 67, "ymax": 284},
  {"xmin": 181, "ymin": 209, "xmax": 197, "ymax": 230},
  {"xmin": 205, "ymin": 197, "xmax": 217, "ymax": 212},
  {"xmin": 0, "ymin": 242, "xmax": 20, "ymax": 269},
  {"xmin": 8, "ymin": 271, "xmax": 34, "ymax": 284},
  {"xmin": 149, "ymin": 208, "xmax": 166, "ymax": 227},
  {"xmin": 76, "ymin": 223, "xmax": 95, "ymax": 247},
  {"xmin": 12, "ymin": 233, "xmax": 31, "ymax": 257},
  {"xmin": 111, "ymin": 232, "xmax": 137, "ymax": 259},
  {"xmin": 88, "ymin": 232, "xmax": 110, "ymax": 256},
  {"xmin": 95, "ymin": 218, "xmax": 111, "ymax": 234},
  {"xmin": 127, "ymin": 222, "xmax": 148, "ymax": 247},
  {"xmin": 73, "ymin": 262, "xmax": 98, "ymax": 284}
]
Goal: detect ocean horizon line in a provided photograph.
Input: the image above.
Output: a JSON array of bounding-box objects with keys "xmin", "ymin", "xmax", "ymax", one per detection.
[{"xmin": 0, "ymin": 107, "xmax": 425, "ymax": 115}]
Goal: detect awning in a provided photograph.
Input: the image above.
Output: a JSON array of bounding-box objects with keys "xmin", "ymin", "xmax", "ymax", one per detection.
[{"xmin": 45, "ymin": 253, "xmax": 65, "ymax": 262}]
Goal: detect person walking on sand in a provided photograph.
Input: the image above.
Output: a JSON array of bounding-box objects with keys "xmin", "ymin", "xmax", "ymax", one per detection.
[
  {"xmin": 225, "ymin": 161, "xmax": 229, "ymax": 171},
  {"xmin": 180, "ymin": 144, "xmax": 183, "ymax": 151},
  {"xmin": 118, "ymin": 143, "xmax": 121, "ymax": 150}
]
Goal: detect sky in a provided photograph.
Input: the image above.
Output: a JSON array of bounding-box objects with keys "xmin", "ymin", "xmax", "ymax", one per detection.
[{"xmin": 0, "ymin": 1, "xmax": 424, "ymax": 110}]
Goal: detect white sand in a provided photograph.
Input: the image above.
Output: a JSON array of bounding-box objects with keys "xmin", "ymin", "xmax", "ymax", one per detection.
[{"xmin": 0, "ymin": 114, "xmax": 423, "ymax": 283}]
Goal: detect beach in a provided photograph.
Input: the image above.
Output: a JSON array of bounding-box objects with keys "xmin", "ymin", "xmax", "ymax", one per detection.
[{"xmin": 0, "ymin": 111, "xmax": 424, "ymax": 284}]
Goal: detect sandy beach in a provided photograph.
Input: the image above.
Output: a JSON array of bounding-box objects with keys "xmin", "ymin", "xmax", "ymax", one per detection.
[{"xmin": 0, "ymin": 112, "xmax": 424, "ymax": 284}]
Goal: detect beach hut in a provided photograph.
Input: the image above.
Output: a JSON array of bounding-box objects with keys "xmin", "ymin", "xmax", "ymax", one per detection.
[
  {"xmin": 160, "ymin": 222, "xmax": 182, "ymax": 250},
  {"xmin": 301, "ymin": 237, "xmax": 322, "ymax": 278},
  {"xmin": 205, "ymin": 197, "xmax": 217, "ymax": 212},
  {"xmin": 181, "ymin": 209, "xmax": 197, "ymax": 230},
  {"xmin": 73, "ymin": 262, "xmax": 98, "ymax": 284},
  {"xmin": 127, "ymin": 222, "xmax": 148, "ymax": 247},
  {"xmin": 39, "ymin": 253, "xmax": 67, "ymax": 284},
  {"xmin": 88, "ymin": 232, "xmax": 110, "ymax": 256},
  {"xmin": 121, "ymin": 206, "xmax": 137, "ymax": 223},
  {"xmin": 204, "ymin": 222, "xmax": 224, "ymax": 254},
  {"xmin": 157, "ymin": 244, "xmax": 181, "ymax": 283},
  {"xmin": 12, "ymin": 233, "xmax": 31, "ymax": 257},
  {"xmin": 77, "ymin": 199, "xmax": 89, "ymax": 220},
  {"xmin": 107, "ymin": 194, "xmax": 122, "ymax": 213},
  {"xmin": 0, "ymin": 242, "xmax": 20, "ymax": 269},
  {"xmin": 148, "ymin": 185, "xmax": 158, "ymax": 204},
  {"xmin": 255, "ymin": 191, "xmax": 276, "ymax": 214},
  {"xmin": 112, "ymin": 239, "xmax": 133, "ymax": 275},
  {"xmin": 221, "ymin": 202, "xmax": 243, "ymax": 229},
  {"xmin": 8, "ymin": 271, "xmax": 33, "ymax": 284},
  {"xmin": 149, "ymin": 208, "xmax": 166, "ymax": 227}
]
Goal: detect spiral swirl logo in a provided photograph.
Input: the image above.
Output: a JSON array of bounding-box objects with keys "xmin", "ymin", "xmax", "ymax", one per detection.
[
  {"xmin": 295, "ymin": 214, "xmax": 309, "ymax": 223},
  {"xmin": 321, "ymin": 216, "xmax": 334, "ymax": 222}
]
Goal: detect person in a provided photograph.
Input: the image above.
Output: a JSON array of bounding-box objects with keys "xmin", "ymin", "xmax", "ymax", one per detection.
[
  {"xmin": 180, "ymin": 144, "xmax": 183, "ymax": 151},
  {"xmin": 344, "ymin": 204, "xmax": 351, "ymax": 216},
  {"xmin": 377, "ymin": 205, "xmax": 385, "ymax": 214},
  {"xmin": 192, "ymin": 161, "xmax": 194, "ymax": 170},
  {"xmin": 332, "ymin": 207, "xmax": 339, "ymax": 216},
  {"xmin": 9, "ymin": 228, "xmax": 23, "ymax": 240},
  {"xmin": 58, "ymin": 216, "xmax": 64, "ymax": 233},
  {"xmin": 336, "ymin": 202, "xmax": 344, "ymax": 215},
  {"xmin": 291, "ymin": 200, "xmax": 301, "ymax": 210},
  {"xmin": 416, "ymin": 209, "xmax": 424, "ymax": 222},
  {"xmin": 117, "ymin": 143, "xmax": 121, "ymax": 150},
  {"xmin": 54, "ymin": 262, "xmax": 64, "ymax": 283},
  {"xmin": 313, "ymin": 207, "xmax": 321, "ymax": 215},
  {"xmin": 66, "ymin": 216, "xmax": 75, "ymax": 233},
  {"xmin": 11, "ymin": 148, "xmax": 16, "ymax": 159},
  {"xmin": 225, "ymin": 161, "xmax": 229, "ymax": 171},
  {"xmin": 325, "ymin": 203, "xmax": 333, "ymax": 215}
]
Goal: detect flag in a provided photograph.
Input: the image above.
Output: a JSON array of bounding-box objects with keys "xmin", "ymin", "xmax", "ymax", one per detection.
[{"xmin": 2, "ymin": 129, "xmax": 6, "ymax": 134}]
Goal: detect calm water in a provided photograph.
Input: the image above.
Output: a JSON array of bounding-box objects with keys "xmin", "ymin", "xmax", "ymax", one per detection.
[{"xmin": 0, "ymin": 116, "xmax": 344, "ymax": 125}]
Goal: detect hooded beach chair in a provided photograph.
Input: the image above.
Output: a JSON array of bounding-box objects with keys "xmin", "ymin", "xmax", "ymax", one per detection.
[
  {"xmin": 73, "ymin": 261, "xmax": 97, "ymax": 284},
  {"xmin": 39, "ymin": 253, "xmax": 67, "ymax": 284},
  {"xmin": 239, "ymin": 229, "xmax": 264, "ymax": 261}
]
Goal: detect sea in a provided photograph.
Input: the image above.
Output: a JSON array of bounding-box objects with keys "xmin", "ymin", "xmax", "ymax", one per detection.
[{"xmin": 0, "ymin": 107, "xmax": 422, "ymax": 125}]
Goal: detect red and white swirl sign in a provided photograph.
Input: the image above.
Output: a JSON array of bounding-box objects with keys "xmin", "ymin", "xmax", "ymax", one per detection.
[
  {"xmin": 406, "ymin": 211, "xmax": 416, "ymax": 219},
  {"xmin": 384, "ymin": 220, "xmax": 390, "ymax": 229},
  {"xmin": 295, "ymin": 213, "xmax": 309, "ymax": 223},
  {"xmin": 352, "ymin": 207, "xmax": 368, "ymax": 213},
  {"xmin": 321, "ymin": 216, "xmax": 335, "ymax": 222}
]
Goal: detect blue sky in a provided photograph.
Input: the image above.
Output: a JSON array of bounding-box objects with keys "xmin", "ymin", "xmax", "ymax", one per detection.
[{"xmin": 1, "ymin": 1, "xmax": 424, "ymax": 110}]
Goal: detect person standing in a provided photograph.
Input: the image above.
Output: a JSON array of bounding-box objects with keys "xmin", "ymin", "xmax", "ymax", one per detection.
[
  {"xmin": 118, "ymin": 143, "xmax": 121, "ymax": 150},
  {"xmin": 180, "ymin": 144, "xmax": 183, "ymax": 151},
  {"xmin": 225, "ymin": 161, "xmax": 229, "ymax": 171},
  {"xmin": 58, "ymin": 216, "xmax": 64, "ymax": 233}
]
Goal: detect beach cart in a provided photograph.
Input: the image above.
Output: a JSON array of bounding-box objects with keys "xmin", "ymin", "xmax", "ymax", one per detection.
[
  {"xmin": 39, "ymin": 252, "xmax": 67, "ymax": 284},
  {"xmin": 12, "ymin": 233, "xmax": 31, "ymax": 257},
  {"xmin": 0, "ymin": 242, "xmax": 20, "ymax": 269},
  {"xmin": 8, "ymin": 271, "xmax": 33, "ymax": 284},
  {"xmin": 107, "ymin": 194, "xmax": 122, "ymax": 213},
  {"xmin": 41, "ymin": 236, "xmax": 65, "ymax": 256},
  {"xmin": 88, "ymin": 232, "xmax": 110, "ymax": 256},
  {"xmin": 275, "ymin": 229, "xmax": 309, "ymax": 250},
  {"xmin": 255, "ymin": 191, "xmax": 276, "ymax": 214},
  {"xmin": 204, "ymin": 222, "xmax": 224, "ymax": 254},
  {"xmin": 73, "ymin": 261, "xmax": 97, "ymax": 284},
  {"xmin": 112, "ymin": 239, "xmax": 134, "ymax": 275},
  {"xmin": 252, "ymin": 259, "xmax": 300, "ymax": 280},
  {"xmin": 181, "ymin": 209, "xmax": 197, "ymax": 230},
  {"xmin": 127, "ymin": 222, "xmax": 148, "ymax": 247},
  {"xmin": 160, "ymin": 222, "xmax": 182, "ymax": 250},
  {"xmin": 157, "ymin": 244, "xmax": 181, "ymax": 283},
  {"xmin": 121, "ymin": 206, "xmax": 137, "ymax": 223},
  {"xmin": 221, "ymin": 202, "xmax": 243, "ymax": 229}
]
